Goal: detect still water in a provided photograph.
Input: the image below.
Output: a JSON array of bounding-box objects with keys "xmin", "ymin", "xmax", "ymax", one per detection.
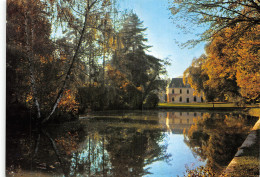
[{"xmin": 6, "ymin": 110, "xmax": 258, "ymax": 176}]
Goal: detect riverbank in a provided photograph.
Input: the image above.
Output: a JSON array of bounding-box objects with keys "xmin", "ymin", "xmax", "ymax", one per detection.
[
  {"xmin": 158, "ymin": 102, "xmax": 259, "ymax": 110},
  {"xmin": 223, "ymin": 108, "xmax": 260, "ymax": 176}
]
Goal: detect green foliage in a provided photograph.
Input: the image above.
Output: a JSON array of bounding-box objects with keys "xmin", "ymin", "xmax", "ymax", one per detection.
[
  {"xmin": 7, "ymin": 0, "xmax": 168, "ymax": 126},
  {"xmin": 144, "ymin": 93, "xmax": 160, "ymax": 109},
  {"xmin": 109, "ymin": 12, "xmax": 167, "ymax": 109}
]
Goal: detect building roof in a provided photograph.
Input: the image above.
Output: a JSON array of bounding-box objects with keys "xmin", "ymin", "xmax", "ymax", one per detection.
[{"xmin": 168, "ymin": 78, "xmax": 190, "ymax": 88}]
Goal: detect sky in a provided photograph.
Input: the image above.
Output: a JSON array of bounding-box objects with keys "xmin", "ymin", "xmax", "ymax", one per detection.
[{"xmin": 118, "ymin": 0, "xmax": 206, "ymax": 78}]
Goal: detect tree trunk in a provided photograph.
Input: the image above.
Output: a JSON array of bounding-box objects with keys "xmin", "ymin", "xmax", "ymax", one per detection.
[
  {"xmin": 41, "ymin": 0, "xmax": 98, "ymax": 124},
  {"xmin": 24, "ymin": 7, "xmax": 41, "ymax": 120}
]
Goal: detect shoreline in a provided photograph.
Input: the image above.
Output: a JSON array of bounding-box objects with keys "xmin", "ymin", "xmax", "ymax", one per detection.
[{"xmin": 223, "ymin": 108, "xmax": 260, "ymax": 176}]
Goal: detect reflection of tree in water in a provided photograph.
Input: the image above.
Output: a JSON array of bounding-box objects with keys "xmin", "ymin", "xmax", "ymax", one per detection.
[
  {"xmin": 6, "ymin": 121, "xmax": 171, "ymax": 177},
  {"xmin": 105, "ymin": 128, "xmax": 171, "ymax": 176},
  {"xmin": 184, "ymin": 113, "xmax": 257, "ymax": 173},
  {"xmin": 6, "ymin": 123, "xmax": 85, "ymax": 176}
]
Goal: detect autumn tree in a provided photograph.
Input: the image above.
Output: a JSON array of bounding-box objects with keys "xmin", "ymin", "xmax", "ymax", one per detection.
[
  {"xmin": 204, "ymin": 25, "xmax": 259, "ymax": 103},
  {"xmin": 184, "ymin": 25, "xmax": 260, "ymax": 103},
  {"xmin": 173, "ymin": 0, "xmax": 260, "ymax": 103},
  {"xmin": 183, "ymin": 54, "xmax": 218, "ymax": 102},
  {"xmin": 7, "ymin": 0, "xmax": 118, "ymax": 124},
  {"xmin": 169, "ymin": 0, "xmax": 260, "ymax": 46},
  {"xmin": 7, "ymin": 0, "xmax": 56, "ymax": 122}
]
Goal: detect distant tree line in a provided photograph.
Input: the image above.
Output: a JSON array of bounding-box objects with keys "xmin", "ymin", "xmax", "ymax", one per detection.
[{"xmin": 7, "ymin": 0, "xmax": 168, "ymax": 125}]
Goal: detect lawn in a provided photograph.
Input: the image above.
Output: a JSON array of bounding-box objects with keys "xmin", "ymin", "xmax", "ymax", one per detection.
[{"xmin": 158, "ymin": 102, "xmax": 237, "ymax": 108}]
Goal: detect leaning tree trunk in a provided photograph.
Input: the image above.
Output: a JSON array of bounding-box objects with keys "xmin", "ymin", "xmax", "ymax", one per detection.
[{"xmin": 41, "ymin": 1, "xmax": 98, "ymax": 124}]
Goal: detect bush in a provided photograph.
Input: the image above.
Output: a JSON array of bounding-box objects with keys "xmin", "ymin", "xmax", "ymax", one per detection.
[{"xmin": 144, "ymin": 93, "xmax": 159, "ymax": 109}]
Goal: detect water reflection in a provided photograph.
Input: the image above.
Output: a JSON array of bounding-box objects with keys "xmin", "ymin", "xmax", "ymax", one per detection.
[
  {"xmin": 6, "ymin": 113, "xmax": 171, "ymax": 176},
  {"xmin": 159, "ymin": 111, "xmax": 203, "ymax": 133},
  {"xmin": 184, "ymin": 113, "xmax": 258, "ymax": 173},
  {"xmin": 6, "ymin": 110, "xmax": 257, "ymax": 176}
]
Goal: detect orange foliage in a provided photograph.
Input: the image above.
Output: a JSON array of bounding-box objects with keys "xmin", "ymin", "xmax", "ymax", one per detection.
[
  {"xmin": 106, "ymin": 64, "xmax": 132, "ymax": 92},
  {"xmin": 204, "ymin": 24, "xmax": 260, "ymax": 101},
  {"xmin": 58, "ymin": 90, "xmax": 79, "ymax": 113}
]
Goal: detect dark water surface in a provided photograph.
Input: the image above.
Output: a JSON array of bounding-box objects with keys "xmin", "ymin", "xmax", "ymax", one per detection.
[{"xmin": 6, "ymin": 110, "xmax": 258, "ymax": 176}]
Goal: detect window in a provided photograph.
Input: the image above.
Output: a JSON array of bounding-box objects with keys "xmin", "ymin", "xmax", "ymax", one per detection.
[
  {"xmin": 180, "ymin": 112, "xmax": 182, "ymax": 116},
  {"xmin": 180, "ymin": 89, "xmax": 182, "ymax": 94},
  {"xmin": 194, "ymin": 96, "xmax": 197, "ymax": 102},
  {"xmin": 187, "ymin": 89, "xmax": 189, "ymax": 94},
  {"xmin": 172, "ymin": 89, "xmax": 174, "ymax": 94},
  {"xmin": 179, "ymin": 96, "xmax": 182, "ymax": 102},
  {"xmin": 186, "ymin": 98, "xmax": 189, "ymax": 103},
  {"xmin": 172, "ymin": 97, "xmax": 174, "ymax": 102},
  {"xmin": 194, "ymin": 113, "xmax": 197, "ymax": 116},
  {"xmin": 201, "ymin": 97, "xmax": 204, "ymax": 102}
]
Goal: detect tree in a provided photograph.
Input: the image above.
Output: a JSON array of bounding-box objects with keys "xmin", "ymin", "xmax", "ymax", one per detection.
[
  {"xmin": 7, "ymin": 0, "xmax": 55, "ymax": 122},
  {"xmin": 169, "ymin": 0, "xmax": 260, "ymax": 46},
  {"xmin": 110, "ymin": 12, "xmax": 167, "ymax": 109},
  {"xmin": 204, "ymin": 25, "xmax": 259, "ymax": 103},
  {"xmin": 183, "ymin": 54, "xmax": 218, "ymax": 102},
  {"xmin": 7, "ymin": 0, "xmax": 117, "ymax": 124},
  {"xmin": 184, "ymin": 24, "xmax": 260, "ymax": 103}
]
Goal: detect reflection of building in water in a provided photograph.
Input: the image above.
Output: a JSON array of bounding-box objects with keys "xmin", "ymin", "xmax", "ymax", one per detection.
[{"xmin": 159, "ymin": 111, "xmax": 204, "ymax": 134}]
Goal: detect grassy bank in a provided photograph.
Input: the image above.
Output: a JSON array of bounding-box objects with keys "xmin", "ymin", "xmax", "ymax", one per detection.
[{"xmin": 158, "ymin": 102, "xmax": 259, "ymax": 109}]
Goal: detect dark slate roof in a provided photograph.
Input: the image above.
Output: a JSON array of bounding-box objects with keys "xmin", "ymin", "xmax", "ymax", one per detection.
[{"xmin": 168, "ymin": 78, "xmax": 190, "ymax": 88}]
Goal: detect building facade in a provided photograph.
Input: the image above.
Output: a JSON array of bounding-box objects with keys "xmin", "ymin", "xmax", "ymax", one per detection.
[{"xmin": 166, "ymin": 78, "xmax": 204, "ymax": 103}]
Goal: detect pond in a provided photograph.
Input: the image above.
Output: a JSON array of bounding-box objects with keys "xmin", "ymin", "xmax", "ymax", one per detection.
[{"xmin": 6, "ymin": 110, "xmax": 258, "ymax": 176}]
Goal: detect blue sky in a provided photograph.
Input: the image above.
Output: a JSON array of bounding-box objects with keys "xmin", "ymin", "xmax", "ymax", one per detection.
[{"xmin": 118, "ymin": 0, "xmax": 206, "ymax": 78}]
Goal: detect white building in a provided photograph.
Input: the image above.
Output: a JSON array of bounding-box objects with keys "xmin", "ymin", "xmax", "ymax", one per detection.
[{"xmin": 166, "ymin": 78, "xmax": 204, "ymax": 103}]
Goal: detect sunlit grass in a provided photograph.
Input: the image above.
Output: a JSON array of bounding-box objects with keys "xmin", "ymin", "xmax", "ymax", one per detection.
[
  {"xmin": 158, "ymin": 102, "xmax": 236, "ymax": 108},
  {"xmin": 158, "ymin": 102, "xmax": 259, "ymax": 108},
  {"xmin": 229, "ymin": 130, "xmax": 260, "ymax": 176}
]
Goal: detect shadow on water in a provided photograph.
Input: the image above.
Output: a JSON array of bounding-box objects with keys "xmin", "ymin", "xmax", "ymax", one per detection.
[{"xmin": 6, "ymin": 110, "xmax": 258, "ymax": 176}]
